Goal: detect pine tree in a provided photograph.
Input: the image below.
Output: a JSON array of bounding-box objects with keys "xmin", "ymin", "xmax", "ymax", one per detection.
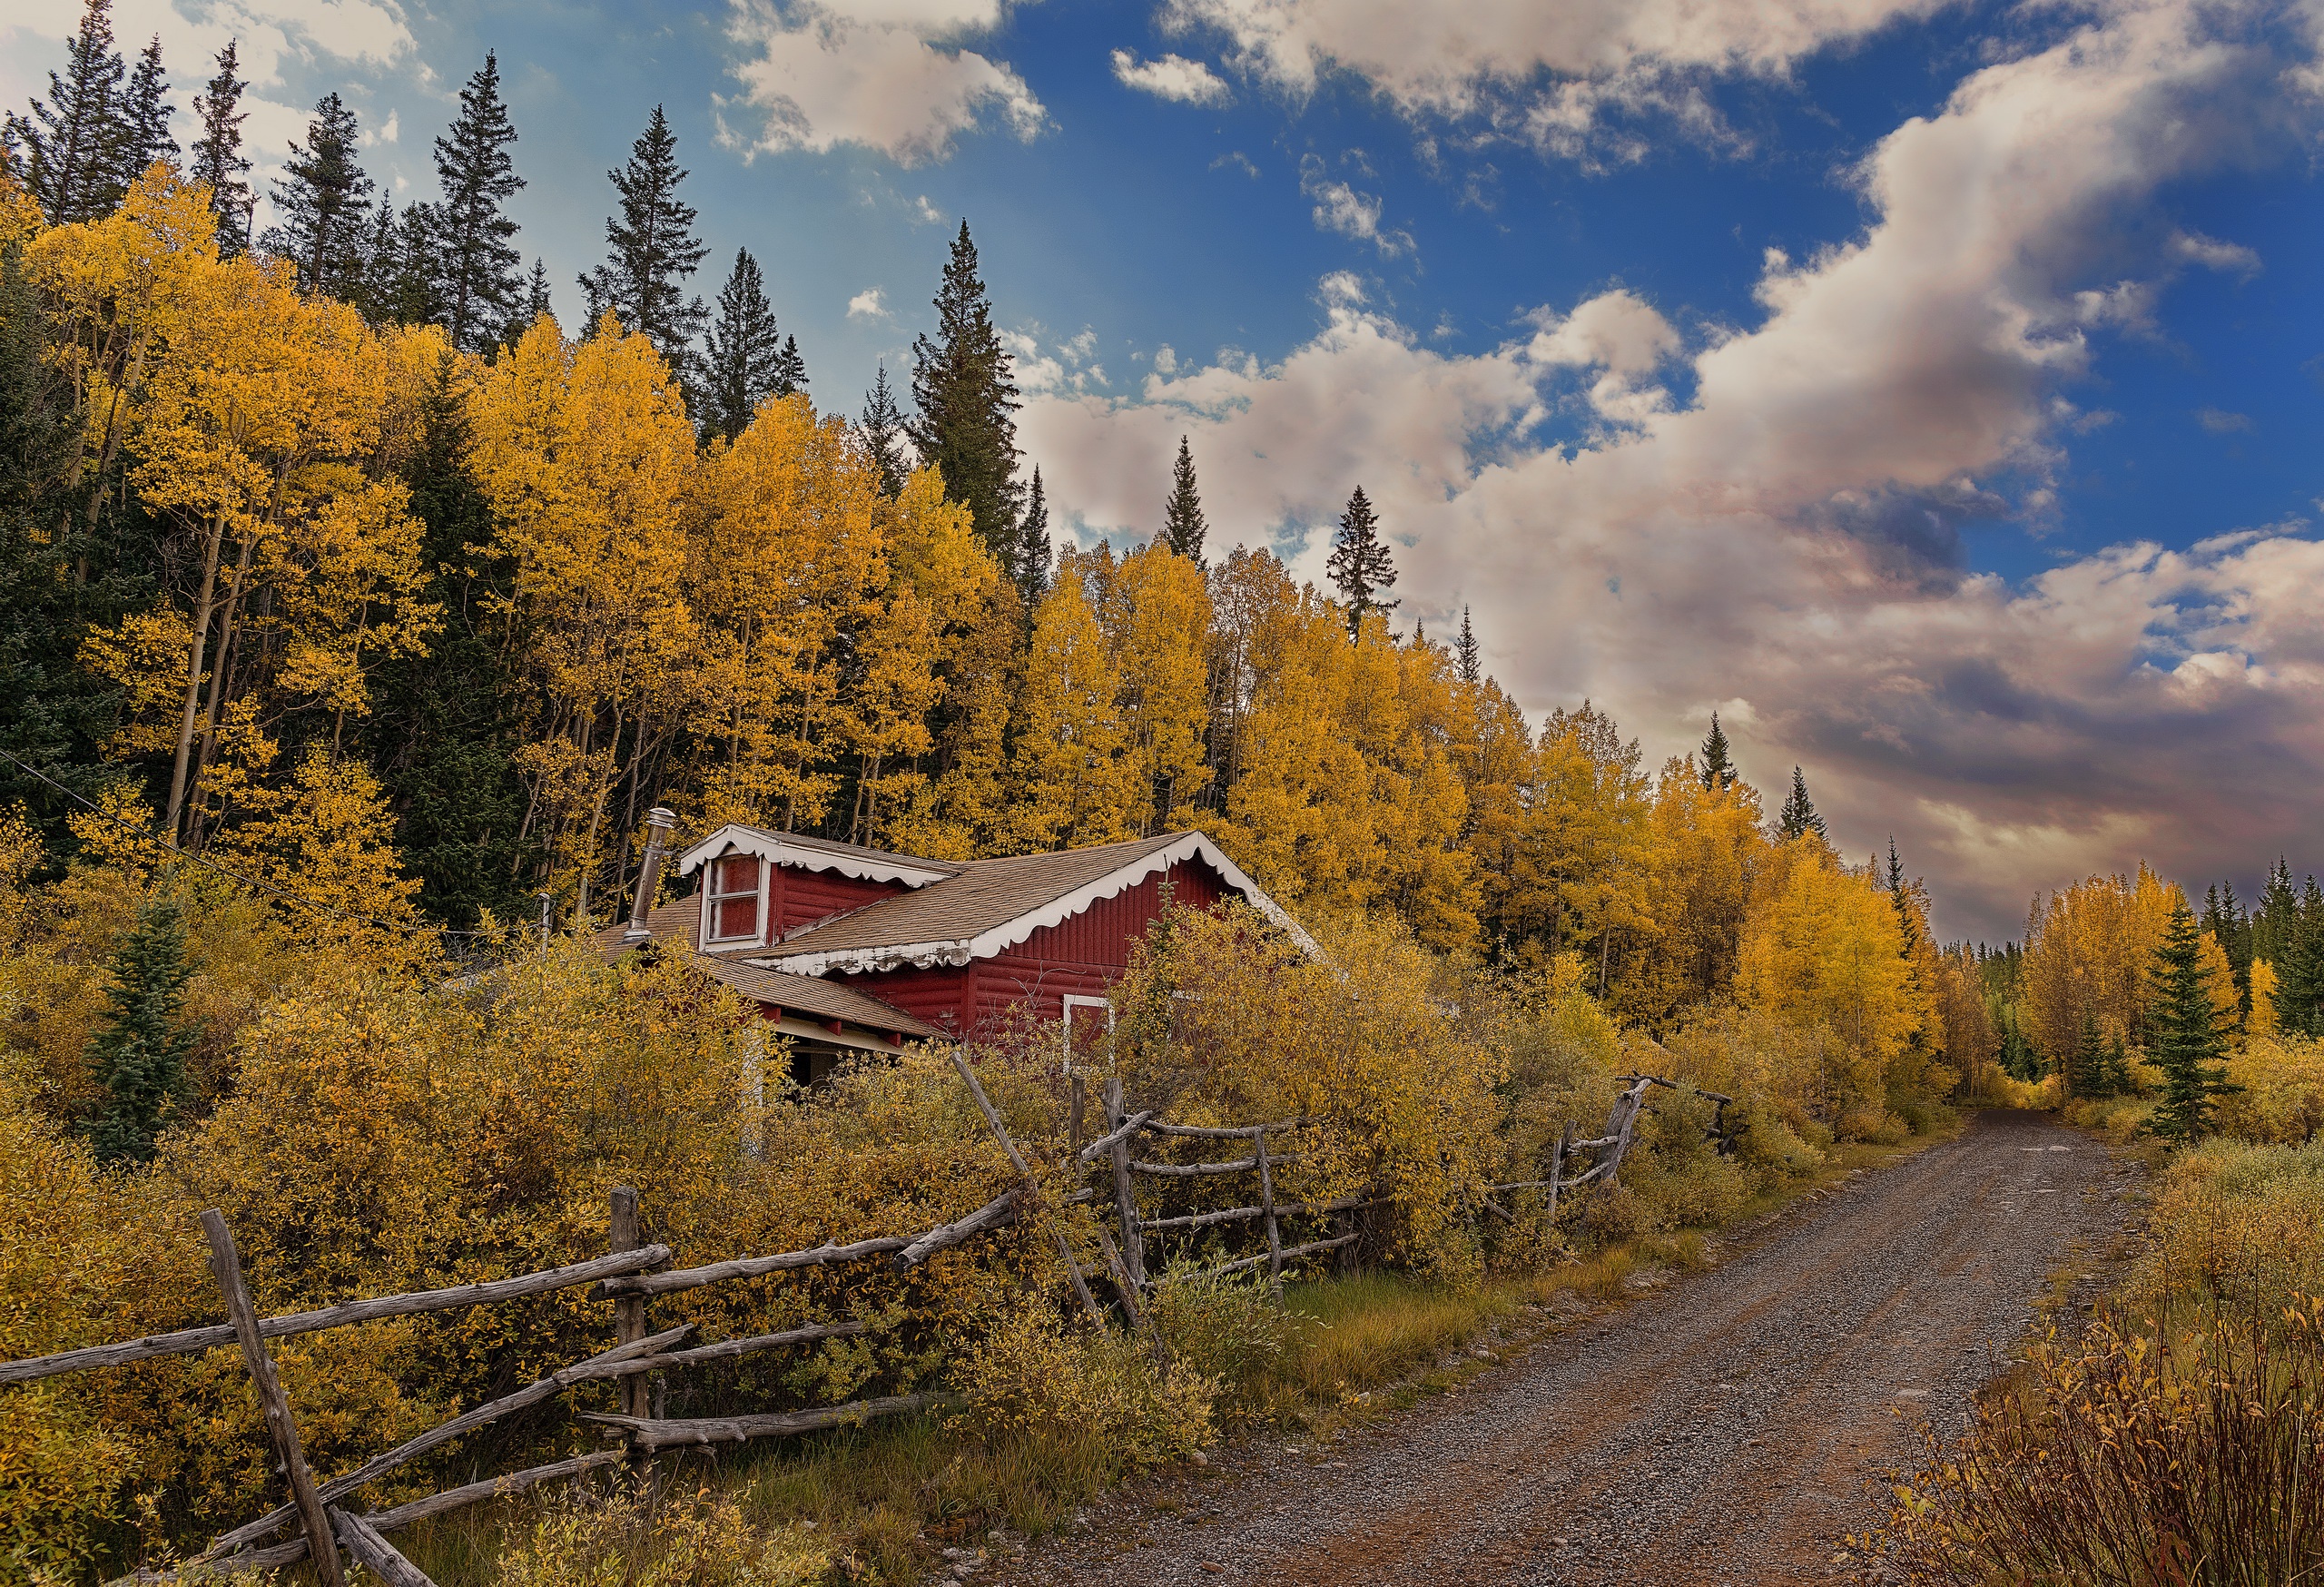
[
  {"xmin": 1885, "ymin": 838, "xmax": 1920, "ymax": 950},
  {"xmin": 431, "ymin": 52, "xmax": 526, "ymax": 355},
  {"xmin": 1016, "ymin": 466, "xmax": 1053, "ymax": 603},
  {"xmin": 359, "ymin": 202, "xmax": 439, "ymax": 328},
  {"xmin": 774, "ymin": 335, "xmax": 806, "ymax": 396},
  {"xmin": 910, "ymin": 221, "xmax": 1023, "ymax": 560},
  {"xmin": 1454, "ymin": 606, "xmax": 1481, "ymax": 685},
  {"xmin": 2255, "ymin": 858, "xmax": 2299, "ymax": 968},
  {"xmin": 1324, "ymin": 485, "xmax": 1396, "ymax": 636},
  {"xmin": 859, "ymin": 363, "xmax": 911, "ymax": 497},
  {"xmin": 1161, "ymin": 435, "xmax": 1207, "ymax": 566},
  {"xmin": 84, "ymin": 895, "xmax": 198, "ymax": 1164},
  {"xmin": 1777, "ymin": 767, "xmax": 1827, "ymax": 842},
  {"xmin": 507, "ymin": 258, "xmax": 553, "ymax": 342},
  {"xmin": 11, "ymin": 0, "xmax": 129, "ymax": 226},
  {"xmin": 266, "ymin": 94, "xmax": 373, "ymax": 300},
  {"xmin": 187, "ymin": 42, "xmax": 251, "ymax": 254},
  {"xmin": 1699, "ymin": 711, "xmax": 1737, "ymax": 792},
  {"xmin": 2282, "ymin": 877, "xmax": 2324, "ymax": 1039},
  {"xmin": 113, "ymin": 35, "xmax": 173, "ymax": 191},
  {"xmin": 578, "ymin": 105, "xmax": 707, "ymax": 379},
  {"xmin": 2067, "ymin": 1010, "xmax": 2107, "ymax": 1099},
  {"xmin": 2146, "ymin": 899, "xmax": 2236, "ymax": 1142},
  {"xmin": 699, "ymin": 247, "xmax": 786, "ymax": 443}
]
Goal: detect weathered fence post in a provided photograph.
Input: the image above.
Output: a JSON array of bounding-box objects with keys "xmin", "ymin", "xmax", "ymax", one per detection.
[
  {"xmin": 608, "ymin": 1187, "xmax": 649, "ymax": 1420},
  {"xmin": 199, "ymin": 1209, "xmax": 346, "ymax": 1587},
  {"xmin": 331, "ymin": 1508, "xmax": 437, "ymax": 1586},
  {"xmin": 1546, "ymin": 1126, "xmax": 1568, "ymax": 1228},
  {"xmin": 1104, "ymin": 1078, "xmax": 1146, "ymax": 1289},
  {"xmin": 1256, "ymin": 1127, "xmax": 1284, "ymax": 1296},
  {"xmin": 949, "ymin": 1050, "xmax": 1108, "ymax": 1329}
]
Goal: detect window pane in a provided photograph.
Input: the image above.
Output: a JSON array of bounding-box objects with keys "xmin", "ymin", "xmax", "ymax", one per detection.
[
  {"xmin": 715, "ymin": 894, "xmax": 759, "ymax": 939},
  {"xmin": 717, "ymin": 855, "xmax": 756, "ymax": 894}
]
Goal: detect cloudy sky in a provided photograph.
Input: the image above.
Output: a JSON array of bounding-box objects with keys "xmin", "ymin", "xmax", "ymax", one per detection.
[{"xmin": 6, "ymin": 0, "xmax": 2322, "ymax": 941}]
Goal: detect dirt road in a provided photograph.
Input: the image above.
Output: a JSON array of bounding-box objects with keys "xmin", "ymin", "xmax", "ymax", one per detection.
[{"xmin": 986, "ymin": 1109, "xmax": 2138, "ymax": 1587}]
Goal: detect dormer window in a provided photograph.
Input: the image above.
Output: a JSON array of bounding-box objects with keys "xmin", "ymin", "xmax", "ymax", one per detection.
[{"xmin": 707, "ymin": 855, "xmax": 762, "ymax": 942}]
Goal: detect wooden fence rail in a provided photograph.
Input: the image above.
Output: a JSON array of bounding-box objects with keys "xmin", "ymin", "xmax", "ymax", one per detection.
[{"xmin": 13, "ymin": 1062, "xmax": 1700, "ymax": 1587}]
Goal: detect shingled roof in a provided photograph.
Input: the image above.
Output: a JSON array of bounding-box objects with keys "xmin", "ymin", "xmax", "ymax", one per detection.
[
  {"xmin": 693, "ymin": 959, "xmax": 944, "ymax": 1041},
  {"xmin": 761, "ymin": 830, "xmax": 1316, "ymax": 972}
]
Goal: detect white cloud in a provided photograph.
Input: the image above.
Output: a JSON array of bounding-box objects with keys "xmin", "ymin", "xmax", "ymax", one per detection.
[
  {"xmin": 1163, "ymin": 0, "xmax": 1954, "ymax": 158},
  {"xmin": 1029, "ymin": 0, "xmax": 2323, "ymax": 938},
  {"xmin": 2197, "ymin": 407, "xmax": 2254, "ymax": 433},
  {"xmin": 848, "ymin": 287, "xmax": 889, "ymax": 318},
  {"xmin": 1298, "ymin": 153, "xmax": 1411, "ymax": 254},
  {"xmin": 2169, "ymin": 229, "xmax": 2261, "ymax": 276},
  {"xmin": 914, "ymin": 193, "xmax": 945, "ymax": 223},
  {"xmin": 719, "ymin": 0, "xmax": 1045, "ymax": 165},
  {"xmin": 1212, "ymin": 149, "xmax": 1261, "ymax": 176},
  {"xmin": 1111, "ymin": 46, "xmax": 1232, "ymax": 104}
]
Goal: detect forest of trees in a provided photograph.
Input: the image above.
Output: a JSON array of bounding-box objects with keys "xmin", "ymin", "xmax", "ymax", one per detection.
[{"xmin": 9, "ymin": 2, "xmax": 2318, "ymax": 1119}]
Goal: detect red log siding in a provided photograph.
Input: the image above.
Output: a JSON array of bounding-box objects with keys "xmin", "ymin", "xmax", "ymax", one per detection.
[
  {"xmin": 839, "ymin": 857, "xmax": 1230, "ymax": 1037},
  {"xmin": 770, "ymin": 865, "xmax": 910, "ymax": 939}
]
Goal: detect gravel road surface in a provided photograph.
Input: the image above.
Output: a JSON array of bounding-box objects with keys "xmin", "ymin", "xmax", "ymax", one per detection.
[{"xmin": 979, "ymin": 1109, "xmax": 2138, "ymax": 1587}]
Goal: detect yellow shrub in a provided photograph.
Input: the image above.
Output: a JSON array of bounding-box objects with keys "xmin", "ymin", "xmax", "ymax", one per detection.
[
  {"xmin": 2124, "ymin": 1139, "xmax": 2324, "ymax": 1322},
  {"xmin": 952, "ymin": 1296, "xmax": 1213, "ymax": 1469},
  {"xmin": 2218, "ymin": 1034, "xmax": 2324, "ymax": 1145},
  {"xmin": 496, "ymin": 1482, "xmax": 830, "ymax": 1587}
]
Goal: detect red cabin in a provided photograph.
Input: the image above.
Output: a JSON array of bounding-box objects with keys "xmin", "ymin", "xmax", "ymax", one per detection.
[{"xmin": 603, "ymin": 824, "xmax": 1314, "ymax": 1083}]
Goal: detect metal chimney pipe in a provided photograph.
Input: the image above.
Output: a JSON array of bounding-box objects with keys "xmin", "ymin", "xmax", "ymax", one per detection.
[{"xmin": 623, "ymin": 807, "xmax": 677, "ymax": 942}]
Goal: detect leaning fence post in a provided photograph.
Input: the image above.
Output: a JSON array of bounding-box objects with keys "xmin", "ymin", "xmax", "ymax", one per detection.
[
  {"xmin": 199, "ymin": 1209, "xmax": 346, "ymax": 1587},
  {"xmin": 1545, "ymin": 1126, "xmax": 1568, "ymax": 1229},
  {"xmin": 608, "ymin": 1188, "xmax": 650, "ymax": 1421},
  {"xmin": 1104, "ymin": 1078, "xmax": 1146, "ymax": 1289},
  {"xmin": 949, "ymin": 1050, "xmax": 1108, "ymax": 1329},
  {"xmin": 1256, "ymin": 1127, "xmax": 1284, "ymax": 1297}
]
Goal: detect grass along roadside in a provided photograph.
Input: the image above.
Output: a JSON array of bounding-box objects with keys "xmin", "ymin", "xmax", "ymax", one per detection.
[{"xmin": 389, "ymin": 1124, "xmax": 1960, "ymax": 1586}]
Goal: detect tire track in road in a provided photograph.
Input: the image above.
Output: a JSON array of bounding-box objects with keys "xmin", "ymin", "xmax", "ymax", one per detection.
[{"xmin": 981, "ymin": 1110, "xmax": 2136, "ymax": 1587}]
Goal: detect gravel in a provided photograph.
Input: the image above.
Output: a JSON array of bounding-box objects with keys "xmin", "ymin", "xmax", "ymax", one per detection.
[{"xmin": 980, "ymin": 1109, "xmax": 2139, "ymax": 1587}]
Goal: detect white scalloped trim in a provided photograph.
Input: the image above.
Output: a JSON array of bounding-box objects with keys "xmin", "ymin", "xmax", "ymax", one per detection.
[
  {"xmin": 762, "ymin": 832, "xmax": 1319, "ymax": 977},
  {"xmin": 675, "ymin": 825, "xmax": 955, "ymax": 888}
]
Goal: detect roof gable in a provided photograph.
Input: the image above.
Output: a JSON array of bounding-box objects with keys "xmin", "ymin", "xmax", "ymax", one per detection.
[{"xmin": 676, "ymin": 824, "xmax": 960, "ymax": 889}]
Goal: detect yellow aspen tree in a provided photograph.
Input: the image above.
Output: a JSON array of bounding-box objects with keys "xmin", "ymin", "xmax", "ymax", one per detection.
[
  {"xmin": 468, "ymin": 313, "xmax": 697, "ymax": 913},
  {"xmin": 1104, "ymin": 544, "xmax": 1214, "ymax": 834},
  {"xmin": 1737, "ymin": 840, "xmax": 1916, "ymax": 1124},
  {"xmin": 1009, "ymin": 559, "xmax": 1138, "ymax": 851},
  {"xmin": 2249, "ymin": 959, "xmax": 2281, "ymax": 1040},
  {"xmin": 686, "ymin": 393, "xmax": 883, "ymax": 832},
  {"xmin": 1219, "ymin": 586, "xmax": 1380, "ymax": 912},
  {"xmin": 208, "ymin": 749, "xmax": 430, "ymax": 972},
  {"xmin": 2196, "ymin": 930, "xmax": 2240, "ymax": 1039},
  {"xmin": 891, "ymin": 579, "xmax": 1023, "ymax": 860},
  {"xmin": 2020, "ymin": 866, "xmax": 2183, "ymax": 1064},
  {"xmin": 1203, "ymin": 546, "xmax": 1303, "ymax": 817},
  {"xmin": 1366, "ymin": 629, "xmax": 1477, "ymax": 950}
]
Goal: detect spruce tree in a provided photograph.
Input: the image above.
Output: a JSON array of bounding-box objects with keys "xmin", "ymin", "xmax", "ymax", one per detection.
[
  {"xmin": 2065, "ymin": 1011, "xmax": 2107, "ymax": 1098},
  {"xmin": 2255, "ymin": 858, "xmax": 2299, "ymax": 968},
  {"xmin": 11, "ymin": 0, "xmax": 129, "ymax": 226},
  {"xmin": 266, "ymin": 94, "xmax": 373, "ymax": 300},
  {"xmin": 430, "ymin": 52, "xmax": 526, "ymax": 355},
  {"xmin": 1699, "ymin": 711, "xmax": 1737, "ymax": 792},
  {"xmin": 2282, "ymin": 877, "xmax": 2324, "ymax": 1039},
  {"xmin": 910, "ymin": 221, "xmax": 1023, "ymax": 560},
  {"xmin": 187, "ymin": 42, "xmax": 251, "ymax": 254},
  {"xmin": 508, "ymin": 258, "xmax": 553, "ymax": 340},
  {"xmin": 1324, "ymin": 485, "xmax": 1397, "ymax": 636},
  {"xmin": 1161, "ymin": 435, "xmax": 1207, "ymax": 566},
  {"xmin": 84, "ymin": 895, "xmax": 199, "ymax": 1164},
  {"xmin": 113, "ymin": 35, "xmax": 173, "ymax": 191},
  {"xmin": 1454, "ymin": 606, "xmax": 1482, "ymax": 685},
  {"xmin": 1016, "ymin": 466, "xmax": 1053, "ymax": 603},
  {"xmin": 578, "ymin": 104, "xmax": 707, "ymax": 379},
  {"xmin": 2146, "ymin": 899, "xmax": 2236, "ymax": 1142},
  {"xmin": 774, "ymin": 334, "xmax": 807, "ymax": 396},
  {"xmin": 1777, "ymin": 767, "xmax": 1827, "ymax": 842},
  {"xmin": 860, "ymin": 363, "xmax": 910, "ymax": 497},
  {"xmin": 368, "ymin": 351, "xmax": 534, "ymax": 927},
  {"xmin": 699, "ymin": 246, "xmax": 785, "ymax": 443},
  {"xmin": 1886, "ymin": 838, "xmax": 1921, "ymax": 950}
]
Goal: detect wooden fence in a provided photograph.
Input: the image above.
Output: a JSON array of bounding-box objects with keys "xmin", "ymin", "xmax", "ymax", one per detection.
[{"xmin": 3, "ymin": 1062, "xmax": 1707, "ymax": 1585}]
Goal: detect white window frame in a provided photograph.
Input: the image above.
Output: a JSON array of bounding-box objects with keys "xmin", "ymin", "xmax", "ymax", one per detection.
[
  {"xmin": 1060, "ymin": 993, "xmax": 1113, "ymax": 1071},
  {"xmin": 704, "ymin": 853, "xmax": 764, "ymax": 944}
]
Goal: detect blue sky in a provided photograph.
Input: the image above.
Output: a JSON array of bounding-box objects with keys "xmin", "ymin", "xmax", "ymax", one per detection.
[{"xmin": 6, "ymin": 0, "xmax": 2323, "ymax": 939}]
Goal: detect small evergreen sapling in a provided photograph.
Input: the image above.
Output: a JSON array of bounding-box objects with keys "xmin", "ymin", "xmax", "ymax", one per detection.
[
  {"xmin": 2144, "ymin": 900, "xmax": 2236, "ymax": 1142},
  {"xmin": 85, "ymin": 895, "xmax": 198, "ymax": 1164},
  {"xmin": 1777, "ymin": 766, "xmax": 1827, "ymax": 842}
]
